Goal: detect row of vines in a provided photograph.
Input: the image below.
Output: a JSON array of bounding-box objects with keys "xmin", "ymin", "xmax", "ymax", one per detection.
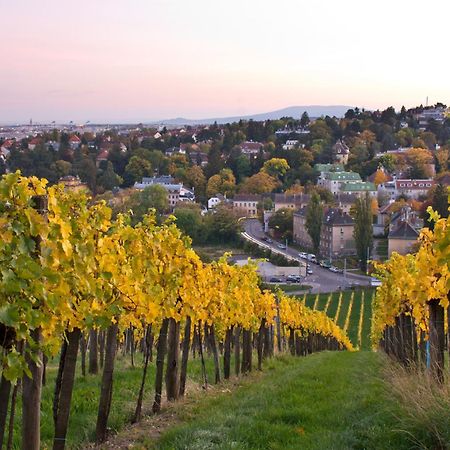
[
  {"xmin": 372, "ymin": 203, "xmax": 450, "ymax": 382},
  {"xmin": 0, "ymin": 173, "xmax": 353, "ymax": 450}
]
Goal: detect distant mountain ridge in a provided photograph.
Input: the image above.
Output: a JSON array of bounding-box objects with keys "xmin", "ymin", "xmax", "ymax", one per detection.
[{"xmin": 156, "ymin": 105, "xmax": 353, "ymax": 125}]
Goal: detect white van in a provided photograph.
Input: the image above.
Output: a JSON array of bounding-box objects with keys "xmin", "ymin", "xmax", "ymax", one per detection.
[{"xmin": 370, "ymin": 277, "xmax": 381, "ymax": 287}]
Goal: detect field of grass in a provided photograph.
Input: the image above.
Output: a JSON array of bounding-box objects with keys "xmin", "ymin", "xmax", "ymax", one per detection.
[
  {"xmin": 302, "ymin": 289, "xmax": 374, "ymax": 349},
  {"xmin": 152, "ymin": 352, "xmax": 410, "ymax": 450},
  {"xmin": 5, "ymin": 354, "xmax": 227, "ymax": 449}
]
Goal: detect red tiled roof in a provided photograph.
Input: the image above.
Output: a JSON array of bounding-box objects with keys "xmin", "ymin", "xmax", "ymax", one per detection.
[
  {"xmin": 69, "ymin": 135, "xmax": 81, "ymax": 142},
  {"xmin": 97, "ymin": 150, "xmax": 109, "ymax": 160}
]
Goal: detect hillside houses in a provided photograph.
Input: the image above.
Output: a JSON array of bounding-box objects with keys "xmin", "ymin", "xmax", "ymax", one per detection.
[
  {"xmin": 134, "ymin": 175, "xmax": 195, "ymax": 208},
  {"xmin": 293, "ymin": 207, "xmax": 356, "ymax": 257},
  {"xmin": 239, "ymin": 141, "xmax": 263, "ymax": 156},
  {"xmin": 232, "ymin": 194, "xmax": 261, "ymax": 217}
]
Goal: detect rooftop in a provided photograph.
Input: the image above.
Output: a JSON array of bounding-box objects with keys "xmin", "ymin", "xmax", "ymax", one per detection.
[
  {"xmin": 341, "ymin": 181, "xmax": 376, "ymax": 192},
  {"xmin": 388, "ymin": 221, "xmax": 419, "ymax": 240},
  {"xmin": 326, "ymin": 171, "xmax": 362, "ymax": 181}
]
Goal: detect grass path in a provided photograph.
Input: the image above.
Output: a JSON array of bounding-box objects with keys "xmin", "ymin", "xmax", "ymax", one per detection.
[{"xmin": 146, "ymin": 352, "xmax": 409, "ymax": 450}]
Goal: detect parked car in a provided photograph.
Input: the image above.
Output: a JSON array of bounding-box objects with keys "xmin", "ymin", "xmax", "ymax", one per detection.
[
  {"xmin": 286, "ymin": 275, "xmax": 302, "ymax": 283},
  {"xmin": 307, "ymin": 254, "xmax": 317, "ymax": 263},
  {"xmin": 266, "ymin": 238, "xmax": 273, "ymax": 243},
  {"xmin": 329, "ymin": 266, "xmax": 339, "ymax": 273},
  {"xmin": 306, "ymin": 268, "xmax": 313, "ymax": 275},
  {"xmin": 298, "ymin": 252, "xmax": 308, "ymax": 259},
  {"xmin": 269, "ymin": 277, "xmax": 283, "ymax": 283},
  {"xmin": 319, "ymin": 260, "xmax": 332, "ymax": 268},
  {"xmin": 277, "ymin": 243, "xmax": 286, "ymax": 249}
]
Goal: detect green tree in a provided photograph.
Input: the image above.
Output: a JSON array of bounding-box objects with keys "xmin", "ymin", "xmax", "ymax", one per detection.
[
  {"xmin": 204, "ymin": 204, "xmax": 241, "ymax": 244},
  {"xmin": 428, "ymin": 184, "xmax": 449, "ymax": 229},
  {"xmin": 173, "ymin": 204, "xmax": 204, "ymax": 243},
  {"xmin": 305, "ymin": 192, "xmax": 323, "ymax": 255},
  {"xmin": 300, "ymin": 111, "xmax": 310, "ymax": 128},
  {"xmin": 124, "ymin": 156, "xmax": 152, "ymax": 186},
  {"xmin": 97, "ymin": 161, "xmax": 123, "ymax": 192},
  {"xmin": 352, "ymin": 193, "xmax": 373, "ymax": 273},
  {"xmin": 268, "ymin": 208, "xmax": 293, "ymax": 242},
  {"xmin": 127, "ymin": 184, "xmax": 169, "ymax": 223}
]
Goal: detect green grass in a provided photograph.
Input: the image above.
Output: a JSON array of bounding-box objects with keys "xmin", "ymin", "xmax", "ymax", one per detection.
[
  {"xmin": 302, "ymin": 289, "xmax": 375, "ymax": 350},
  {"xmin": 6, "ymin": 354, "xmax": 224, "ymax": 449},
  {"xmin": 152, "ymin": 352, "xmax": 410, "ymax": 450}
]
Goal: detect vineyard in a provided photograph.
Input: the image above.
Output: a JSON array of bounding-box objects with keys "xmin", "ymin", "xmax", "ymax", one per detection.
[
  {"xmin": 303, "ymin": 289, "xmax": 374, "ymax": 350},
  {"xmin": 0, "ymin": 173, "xmax": 352, "ymax": 450},
  {"xmin": 371, "ymin": 205, "xmax": 450, "ymax": 381}
]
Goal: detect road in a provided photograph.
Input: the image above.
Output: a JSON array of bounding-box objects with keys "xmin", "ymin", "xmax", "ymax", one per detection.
[{"xmin": 243, "ymin": 218, "xmax": 372, "ymax": 293}]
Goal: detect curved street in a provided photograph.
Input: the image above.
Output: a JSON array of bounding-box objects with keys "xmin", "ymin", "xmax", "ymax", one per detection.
[{"xmin": 243, "ymin": 218, "xmax": 372, "ymax": 293}]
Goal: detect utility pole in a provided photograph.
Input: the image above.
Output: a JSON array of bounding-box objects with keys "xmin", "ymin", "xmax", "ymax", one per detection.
[
  {"xmin": 344, "ymin": 258, "xmax": 347, "ymax": 281},
  {"xmin": 366, "ymin": 247, "xmax": 370, "ymax": 275}
]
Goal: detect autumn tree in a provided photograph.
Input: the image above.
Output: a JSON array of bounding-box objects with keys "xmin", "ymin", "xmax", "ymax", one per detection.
[
  {"xmin": 353, "ymin": 193, "xmax": 373, "ymax": 272},
  {"xmin": 373, "ymin": 168, "xmax": 389, "ymax": 186},
  {"xmin": 405, "ymin": 148, "xmax": 433, "ymax": 179},
  {"xmin": 184, "ymin": 166, "xmax": 207, "ymax": 202},
  {"xmin": 206, "ymin": 168, "xmax": 236, "ymax": 198},
  {"xmin": 240, "ymin": 172, "xmax": 278, "ymax": 194},
  {"xmin": 262, "ymin": 158, "xmax": 290, "ymax": 180},
  {"xmin": 435, "ymin": 148, "xmax": 449, "ymax": 173},
  {"xmin": 305, "ymin": 192, "xmax": 323, "ymax": 255}
]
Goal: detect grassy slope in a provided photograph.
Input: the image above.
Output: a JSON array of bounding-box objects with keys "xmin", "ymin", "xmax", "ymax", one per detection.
[
  {"xmin": 8, "ymin": 356, "xmax": 222, "ymax": 449},
  {"xmin": 302, "ymin": 289, "xmax": 375, "ymax": 350},
  {"xmin": 154, "ymin": 352, "xmax": 409, "ymax": 450}
]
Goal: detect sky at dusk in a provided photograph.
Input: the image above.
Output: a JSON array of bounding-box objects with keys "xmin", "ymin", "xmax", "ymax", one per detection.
[{"xmin": 1, "ymin": 0, "xmax": 449, "ymax": 123}]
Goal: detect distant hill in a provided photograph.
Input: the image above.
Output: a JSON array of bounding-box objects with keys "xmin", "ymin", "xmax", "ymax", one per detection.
[{"xmin": 155, "ymin": 105, "xmax": 353, "ymax": 126}]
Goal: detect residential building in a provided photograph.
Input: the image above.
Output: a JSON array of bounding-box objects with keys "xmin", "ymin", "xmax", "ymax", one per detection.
[
  {"xmin": 314, "ymin": 163, "xmax": 345, "ymax": 177},
  {"xmin": 293, "ymin": 207, "xmax": 356, "ymax": 257},
  {"xmin": 340, "ymin": 181, "xmax": 377, "ymax": 197},
  {"xmin": 273, "ymin": 193, "xmax": 310, "ymax": 211},
  {"xmin": 395, "ymin": 179, "xmax": 435, "ymax": 199},
  {"xmin": 0, "ymin": 139, "xmax": 14, "ymax": 159},
  {"xmin": 189, "ymin": 151, "xmax": 208, "ymax": 167},
  {"xmin": 58, "ymin": 175, "xmax": 89, "ymax": 192},
  {"xmin": 388, "ymin": 220, "xmax": 419, "ymax": 256},
  {"xmin": 318, "ymin": 171, "xmax": 362, "ymax": 194},
  {"xmin": 232, "ymin": 194, "xmax": 262, "ymax": 217},
  {"xmin": 208, "ymin": 193, "xmax": 226, "ymax": 209},
  {"xmin": 239, "ymin": 141, "xmax": 263, "ymax": 156},
  {"xmin": 28, "ymin": 137, "xmax": 42, "ymax": 150},
  {"xmin": 332, "ymin": 140, "xmax": 350, "ymax": 165},
  {"xmin": 69, "ymin": 135, "xmax": 81, "ymax": 150},
  {"xmin": 134, "ymin": 175, "xmax": 194, "ymax": 207},
  {"xmin": 282, "ymin": 140, "xmax": 299, "ymax": 150}
]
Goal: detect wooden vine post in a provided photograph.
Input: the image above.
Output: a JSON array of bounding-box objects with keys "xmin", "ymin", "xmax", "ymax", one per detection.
[{"xmin": 22, "ymin": 194, "xmax": 47, "ymax": 450}]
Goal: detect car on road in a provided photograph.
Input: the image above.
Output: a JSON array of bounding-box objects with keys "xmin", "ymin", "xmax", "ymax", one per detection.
[
  {"xmin": 269, "ymin": 277, "xmax": 283, "ymax": 283},
  {"xmin": 298, "ymin": 252, "xmax": 308, "ymax": 259},
  {"xmin": 306, "ymin": 268, "xmax": 313, "ymax": 275},
  {"xmin": 286, "ymin": 275, "xmax": 302, "ymax": 283},
  {"xmin": 307, "ymin": 254, "xmax": 317, "ymax": 263},
  {"xmin": 277, "ymin": 244, "xmax": 286, "ymax": 249}
]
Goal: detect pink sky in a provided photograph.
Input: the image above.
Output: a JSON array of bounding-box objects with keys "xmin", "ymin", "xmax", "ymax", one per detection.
[{"xmin": 1, "ymin": 0, "xmax": 449, "ymax": 123}]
